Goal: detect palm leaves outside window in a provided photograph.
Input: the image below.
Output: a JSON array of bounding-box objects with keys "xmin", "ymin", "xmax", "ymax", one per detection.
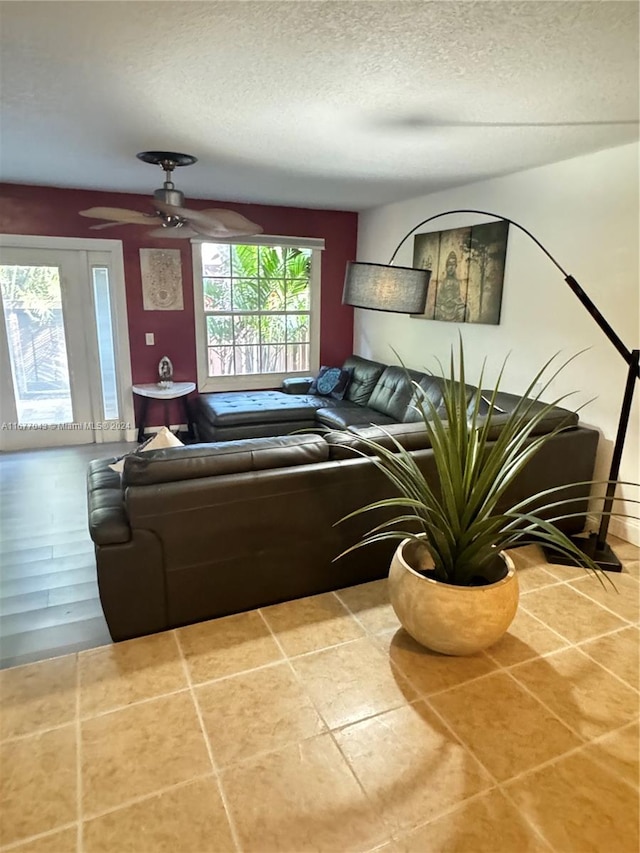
[{"xmin": 202, "ymin": 244, "xmax": 311, "ymax": 377}]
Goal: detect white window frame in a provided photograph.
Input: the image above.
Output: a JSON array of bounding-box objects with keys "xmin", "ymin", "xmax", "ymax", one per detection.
[{"xmin": 192, "ymin": 235, "xmax": 324, "ymax": 392}]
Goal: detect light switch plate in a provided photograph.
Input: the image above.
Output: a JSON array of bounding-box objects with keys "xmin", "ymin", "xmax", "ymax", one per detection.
[{"xmin": 145, "ymin": 333, "xmax": 155, "ymax": 346}]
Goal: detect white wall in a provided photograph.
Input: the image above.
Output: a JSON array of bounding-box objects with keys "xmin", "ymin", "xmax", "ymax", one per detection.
[{"xmin": 354, "ymin": 142, "xmax": 639, "ymax": 545}]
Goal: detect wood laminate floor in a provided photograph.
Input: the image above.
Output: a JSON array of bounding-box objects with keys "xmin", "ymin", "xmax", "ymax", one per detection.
[{"xmin": 0, "ymin": 441, "xmax": 133, "ymax": 670}]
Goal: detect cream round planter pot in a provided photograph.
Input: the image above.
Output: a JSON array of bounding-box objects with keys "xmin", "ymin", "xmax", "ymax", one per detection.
[{"xmin": 388, "ymin": 539, "xmax": 519, "ymax": 656}]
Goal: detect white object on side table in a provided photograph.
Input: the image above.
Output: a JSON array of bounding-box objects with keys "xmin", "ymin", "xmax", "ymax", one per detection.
[{"xmin": 132, "ymin": 381, "xmax": 196, "ymax": 442}]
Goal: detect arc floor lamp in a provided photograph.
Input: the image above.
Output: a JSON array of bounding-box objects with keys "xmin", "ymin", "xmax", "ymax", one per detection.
[{"xmin": 343, "ymin": 209, "xmax": 639, "ymax": 572}]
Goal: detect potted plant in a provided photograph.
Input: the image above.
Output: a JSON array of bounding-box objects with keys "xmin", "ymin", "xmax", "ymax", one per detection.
[{"xmin": 336, "ymin": 341, "xmax": 620, "ymax": 656}]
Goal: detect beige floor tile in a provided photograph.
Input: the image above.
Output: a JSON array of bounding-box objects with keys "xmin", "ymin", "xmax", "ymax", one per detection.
[
  {"xmin": 8, "ymin": 827, "xmax": 77, "ymax": 853},
  {"xmin": 508, "ymin": 545, "xmax": 561, "ymax": 592},
  {"xmin": 429, "ymin": 671, "xmax": 581, "ymax": 781},
  {"xmin": 176, "ymin": 610, "xmax": 282, "ymax": 684},
  {"xmin": 514, "ymin": 566, "xmax": 562, "ymax": 593},
  {"xmin": 334, "ymin": 702, "xmax": 492, "ymax": 834},
  {"xmin": 83, "ymin": 777, "xmax": 235, "ymax": 853},
  {"xmin": 375, "ymin": 627, "xmax": 498, "ymax": 695},
  {"xmin": 486, "ymin": 607, "xmax": 569, "ymax": 666},
  {"xmin": 583, "ymin": 721, "xmax": 639, "ymax": 790},
  {"xmin": 542, "ymin": 560, "xmax": 593, "ymax": 581},
  {"xmin": 291, "ymin": 637, "xmax": 416, "ymax": 729},
  {"xmin": 81, "ymin": 692, "xmax": 211, "ymax": 816},
  {"xmin": 261, "ymin": 592, "xmax": 365, "ymax": 656},
  {"xmin": 519, "ymin": 583, "xmax": 626, "ymax": 643},
  {"xmin": 0, "ymin": 725, "xmax": 77, "ymax": 846},
  {"xmin": 0, "ymin": 654, "xmax": 76, "ymax": 740},
  {"xmin": 507, "ymin": 544, "xmax": 548, "ymax": 570},
  {"xmin": 196, "ymin": 661, "xmax": 325, "ymax": 767},
  {"xmin": 220, "ymin": 733, "xmax": 390, "ymax": 852},
  {"xmin": 79, "ymin": 632, "xmax": 187, "ymax": 717},
  {"xmin": 570, "ymin": 572, "xmax": 640, "ymax": 623},
  {"xmin": 389, "ymin": 789, "xmax": 550, "ymax": 852},
  {"xmin": 579, "ymin": 625, "xmax": 639, "ymax": 690},
  {"xmin": 608, "ymin": 535, "xmax": 640, "ymax": 565},
  {"xmin": 624, "ymin": 561, "xmax": 640, "ymax": 580},
  {"xmin": 505, "ymin": 748, "xmax": 639, "ymax": 853},
  {"xmin": 510, "ymin": 647, "xmax": 639, "ymax": 740},
  {"xmin": 610, "ymin": 535, "xmax": 640, "ymax": 580},
  {"xmin": 336, "ymin": 579, "xmax": 401, "ymax": 634}
]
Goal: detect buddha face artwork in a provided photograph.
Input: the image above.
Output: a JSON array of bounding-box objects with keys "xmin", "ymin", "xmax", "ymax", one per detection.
[{"xmin": 412, "ymin": 220, "xmax": 509, "ymax": 325}]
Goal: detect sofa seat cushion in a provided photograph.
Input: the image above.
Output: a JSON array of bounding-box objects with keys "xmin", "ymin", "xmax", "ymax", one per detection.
[
  {"xmin": 122, "ymin": 434, "xmax": 330, "ymax": 486},
  {"xmin": 315, "ymin": 405, "xmax": 397, "ymax": 430},
  {"xmin": 193, "ymin": 390, "xmax": 340, "ymax": 428}
]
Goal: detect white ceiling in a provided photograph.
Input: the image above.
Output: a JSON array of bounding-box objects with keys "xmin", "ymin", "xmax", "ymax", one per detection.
[{"xmin": 0, "ymin": 0, "xmax": 638, "ymax": 211}]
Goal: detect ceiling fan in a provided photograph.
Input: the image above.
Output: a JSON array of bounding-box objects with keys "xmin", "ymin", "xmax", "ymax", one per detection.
[{"xmin": 79, "ymin": 151, "xmax": 263, "ymax": 239}]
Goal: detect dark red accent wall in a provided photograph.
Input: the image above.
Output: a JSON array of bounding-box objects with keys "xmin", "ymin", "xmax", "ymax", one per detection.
[{"xmin": 0, "ymin": 183, "xmax": 356, "ymax": 427}]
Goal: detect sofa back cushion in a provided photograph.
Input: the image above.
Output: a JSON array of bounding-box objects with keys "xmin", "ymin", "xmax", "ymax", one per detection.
[
  {"xmin": 402, "ymin": 375, "xmax": 482, "ymax": 423},
  {"xmin": 367, "ymin": 366, "xmax": 425, "ymax": 421},
  {"xmin": 122, "ymin": 434, "xmax": 329, "ymax": 486},
  {"xmin": 342, "ymin": 356, "xmax": 386, "ymax": 405},
  {"xmin": 479, "ymin": 390, "xmax": 579, "ymax": 436}
]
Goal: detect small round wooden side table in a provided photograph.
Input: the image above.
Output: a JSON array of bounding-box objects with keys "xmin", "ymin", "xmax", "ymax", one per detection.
[{"xmin": 132, "ymin": 382, "xmax": 196, "ymax": 442}]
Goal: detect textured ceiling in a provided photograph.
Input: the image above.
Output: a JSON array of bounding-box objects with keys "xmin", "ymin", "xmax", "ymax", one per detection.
[{"xmin": 0, "ymin": 0, "xmax": 638, "ymax": 211}]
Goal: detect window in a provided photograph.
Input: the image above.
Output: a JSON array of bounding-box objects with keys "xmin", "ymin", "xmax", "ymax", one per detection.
[{"xmin": 193, "ymin": 238, "xmax": 323, "ymax": 391}]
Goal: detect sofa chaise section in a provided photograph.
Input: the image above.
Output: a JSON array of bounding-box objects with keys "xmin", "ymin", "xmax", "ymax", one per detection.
[{"xmin": 191, "ymin": 355, "xmax": 394, "ymax": 441}]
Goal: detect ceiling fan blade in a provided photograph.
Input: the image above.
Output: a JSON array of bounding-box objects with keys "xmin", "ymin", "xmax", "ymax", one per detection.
[
  {"xmin": 154, "ymin": 201, "xmax": 262, "ymax": 236},
  {"xmin": 80, "ymin": 207, "xmax": 157, "ymax": 225},
  {"xmin": 186, "ymin": 221, "xmax": 243, "ymax": 239},
  {"xmin": 196, "ymin": 208, "xmax": 264, "ymax": 235},
  {"xmin": 146, "ymin": 226, "xmax": 199, "ymax": 239},
  {"xmin": 87, "ymin": 221, "xmax": 132, "ymax": 231}
]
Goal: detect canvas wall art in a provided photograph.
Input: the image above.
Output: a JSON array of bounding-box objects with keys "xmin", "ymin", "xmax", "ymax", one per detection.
[
  {"xmin": 140, "ymin": 248, "xmax": 184, "ymax": 311},
  {"xmin": 412, "ymin": 220, "xmax": 509, "ymax": 324}
]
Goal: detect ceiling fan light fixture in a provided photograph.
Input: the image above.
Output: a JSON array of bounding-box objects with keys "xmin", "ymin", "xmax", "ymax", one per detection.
[{"xmin": 78, "ymin": 151, "xmax": 264, "ymax": 239}]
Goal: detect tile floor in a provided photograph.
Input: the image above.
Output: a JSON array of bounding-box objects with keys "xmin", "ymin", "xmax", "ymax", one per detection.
[{"xmin": 0, "ymin": 540, "xmax": 638, "ymax": 852}]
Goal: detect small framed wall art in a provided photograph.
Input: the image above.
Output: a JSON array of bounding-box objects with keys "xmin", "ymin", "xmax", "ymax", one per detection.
[{"xmin": 140, "ymin": 248, "xmax": 184, "ymax": 311}]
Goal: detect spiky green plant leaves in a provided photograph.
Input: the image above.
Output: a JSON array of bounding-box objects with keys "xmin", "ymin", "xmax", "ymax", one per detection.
[{"xmin": 336, "ymin": 340, "xmax": 631, "ymax": 587}]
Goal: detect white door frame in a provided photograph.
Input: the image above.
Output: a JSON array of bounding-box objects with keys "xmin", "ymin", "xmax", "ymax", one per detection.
[{"xmin": 0, "ymin": 235, "xmax": 135, "ymax": 448}]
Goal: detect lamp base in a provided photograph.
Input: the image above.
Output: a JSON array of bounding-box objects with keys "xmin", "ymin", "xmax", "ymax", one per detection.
[{"xmin": 543, "ymin": 532, "xmax": 622, "ymax": 573}]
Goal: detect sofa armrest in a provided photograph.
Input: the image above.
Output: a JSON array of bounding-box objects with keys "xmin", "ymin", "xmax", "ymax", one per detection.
[
  {"xmin": 281, "ymin": 376, "xmax": 314, "ymax": 394},
  {"xmin": 87, "ymin": 458, "xmax": 131, "ymax": 545}
]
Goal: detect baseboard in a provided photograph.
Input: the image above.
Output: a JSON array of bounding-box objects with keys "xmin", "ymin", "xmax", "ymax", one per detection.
[{"xmin": 586, "ymin": 513, "xmax": 640, "ymax": 547}]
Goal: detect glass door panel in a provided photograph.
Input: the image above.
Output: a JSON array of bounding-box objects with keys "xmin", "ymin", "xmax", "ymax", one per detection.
[
  {"xmin": 0, "ymin": 264, "xmax": 74, "ymax": 425},
  {"xmin": 92, "ymin": 266, "xmax": 119, "ymax": 420},
  {"xmin": 0, "ymin": 247, "xmax": 95, "ymax": 449}
]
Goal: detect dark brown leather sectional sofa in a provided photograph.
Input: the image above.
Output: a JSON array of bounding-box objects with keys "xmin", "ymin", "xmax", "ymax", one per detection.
[{"xmin": 88, "ymin": 357, "xmax": 600, "ymax": 641}]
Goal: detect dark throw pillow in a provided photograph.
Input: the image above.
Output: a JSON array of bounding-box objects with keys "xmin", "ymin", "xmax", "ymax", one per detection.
[{"xmin": 309, "ymin": 366, "xmax": 353, "ymax": 400}]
